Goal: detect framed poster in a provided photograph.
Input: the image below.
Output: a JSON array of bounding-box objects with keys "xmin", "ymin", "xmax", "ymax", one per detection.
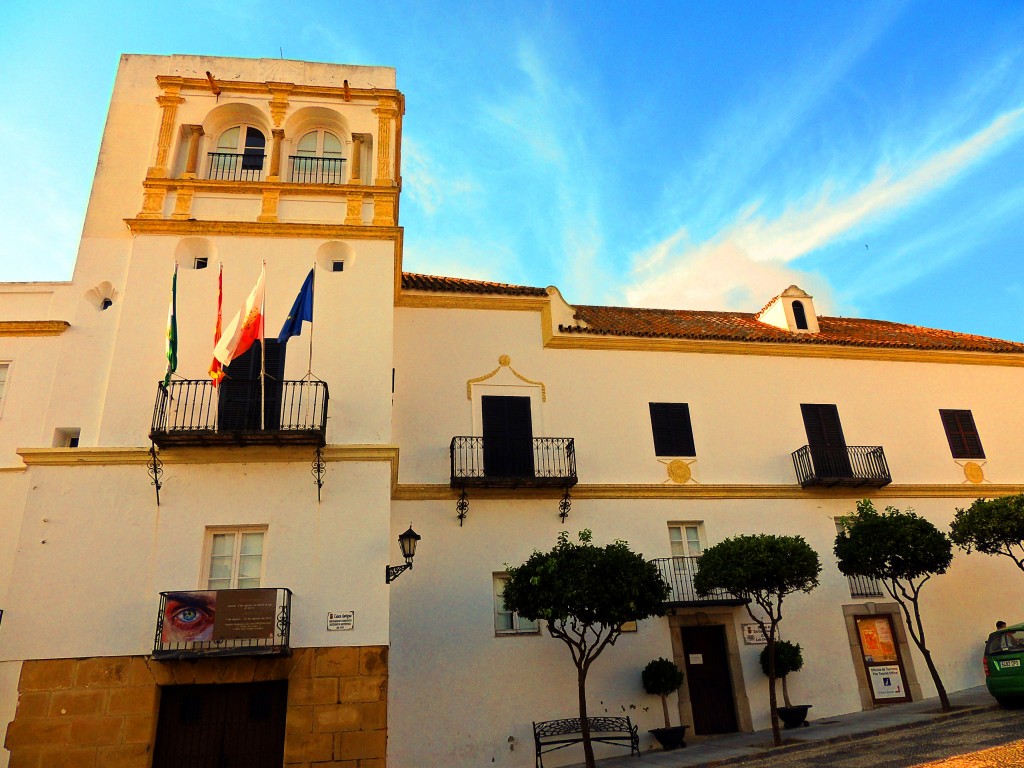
[{"xmin": 855, "ymin": 615, "xmax": 912, "ymax": 704}]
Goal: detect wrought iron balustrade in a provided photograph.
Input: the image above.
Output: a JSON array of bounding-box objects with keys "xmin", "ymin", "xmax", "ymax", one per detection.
[
  {"xmin": 289, "ymin": 155, "xmax": 347, "ymax": 184},
  {"xmin": 791, "ymin": 445, "xmax": 891, "ymax": 488},
  {"xmin": 450, "ymin": 436, "xmax": 577, "ymax": 488},
  {"xmin": 207, "ymin": 151, "xmax": 266, "ymax": 181},
  {"xmin": 150, "ymin": 379, "xmax": 328, "ymax": 447},
  {"xmin": 153, "ymin": 587, "xmax": 291, "ymax": 659},
  {"xmin": 847, "ymin": 573, "xmax": 885, "ymax": 599},
  {"xmin": 651, "ymin": 557, "xmax": 747, "ymax": 606}
]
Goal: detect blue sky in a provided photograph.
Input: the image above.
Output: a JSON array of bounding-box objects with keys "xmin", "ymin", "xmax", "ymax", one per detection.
[{"xmin": 2, "ymin": 1, "xmax": 1023, "ymax": 341}]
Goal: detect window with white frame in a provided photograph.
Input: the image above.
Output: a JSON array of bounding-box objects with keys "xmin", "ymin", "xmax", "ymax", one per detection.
[
  {"xmin": 204, "ymin": 527, "xmax": 266, "ymax": 590},
  {"xmin": 208, "ymin": 125, "xmax": 266, "ymax": 181},
  {"xmin": 290, "ymin": 129, "xmax": 346, "ymax": 184},
  {"xmin": 493, "ymin": 574, "xmax": 539, "ymax": 635},
  {"xmin": 0, "ymin": 363, "xmax": 8, "ymax": 416},
  {"xmin": 669, "ymin": 523, "xmax": 704, "ymax": 558}
]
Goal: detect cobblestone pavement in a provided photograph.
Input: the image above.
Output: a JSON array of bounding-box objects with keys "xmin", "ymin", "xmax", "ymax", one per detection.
[{"xmin": 722, "ymin": 707, "xmax": 1024, "ymax": 768}]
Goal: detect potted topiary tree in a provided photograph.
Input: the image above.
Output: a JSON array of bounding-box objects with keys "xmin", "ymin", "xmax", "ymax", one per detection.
[
  {"xmin": 759, "ymin": 640, "xmax": 810, "ymax": 728},
  {"xmin": 641, "ymin": 658, "xmax": 687, "ymax": 750}
]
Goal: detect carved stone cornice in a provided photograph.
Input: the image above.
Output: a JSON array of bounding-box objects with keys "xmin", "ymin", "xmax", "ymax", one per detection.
[
  {"xmin": 124, "ymin": 217, "xmax": 402, "ymax": 240},
  {"xmin": 155, "ymin": 75, "xmax": 402, "ymax": 105}
]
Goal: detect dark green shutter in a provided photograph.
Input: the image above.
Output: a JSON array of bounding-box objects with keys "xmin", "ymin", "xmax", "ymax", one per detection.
[{"xmin": 649, "ymin": 403, "xmax": 696, "ymax": 456}]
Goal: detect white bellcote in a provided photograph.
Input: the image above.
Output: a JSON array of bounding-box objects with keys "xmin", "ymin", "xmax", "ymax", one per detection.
[{"xmin": 756, "ymin": 285, "xmax": 819, "ymax": 333}]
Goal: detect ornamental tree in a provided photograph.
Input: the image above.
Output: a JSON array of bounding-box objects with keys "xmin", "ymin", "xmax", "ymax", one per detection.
[
  {"xmin": 692, "ymin": 534, "xmax": 821, "ymax": 746},
  {"xmin": 759, "ymin": 640, "xmax": 803, "ymax": 709},
  {"xmin": 950, "ymin": 494, "xmax": 1024, "ymax": 573},
  {"xmin": 834, "ymin": 500, "xmax": 953, "ymax": 711},
  {"xmin": 503, "ymin": 531, "xmax": 670, "ymax": 768}
]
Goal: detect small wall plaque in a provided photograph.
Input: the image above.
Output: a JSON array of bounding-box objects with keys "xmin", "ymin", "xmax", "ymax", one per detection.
[
  {"xmin": 327, "ymin": 611, "xmax": 354, "ymax": 631},
  {"xmin": 742, "ymin": 623, "xmax": 768, "ymax": 645}
]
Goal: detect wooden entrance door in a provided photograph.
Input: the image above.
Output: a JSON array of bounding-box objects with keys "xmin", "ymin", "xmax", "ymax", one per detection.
[
  {"xmin": 681, "ymin": 625, "xmax": 738, "ymax": 734},
  {"xmin": 152, "ymin": 681, "xmax": 288, "ymax": 768}
]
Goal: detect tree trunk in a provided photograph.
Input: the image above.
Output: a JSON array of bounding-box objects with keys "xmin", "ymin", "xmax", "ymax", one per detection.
[
  {"xmin": 766, "ymin": 635, "xmax": 781, "ymax": 746},
  {"xmin": 578, "ymin": 666, "xmax": 595, "ymax": 768},
  {"xmin": 921, "ymin": 647, "xmax": 951, "ymax": 711},
  {"xmin": 660, "ymin": 692, "xmax": 671, "ymax": 728},
  {"xmin": 781, "ymin": 674, "xmax": 792, "ymax": 708}
]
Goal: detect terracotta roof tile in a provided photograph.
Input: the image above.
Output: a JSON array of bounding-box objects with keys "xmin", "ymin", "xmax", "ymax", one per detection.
[
  {"xmin": 402, "ymin": 272, "xmax": 548, "ymax": 297},
  {"xmin": 563, "ymin": 305, "xmax": 1024, "ymax": 353},
  {"xmin": 399, "ymin": 272, "xmax": 1024, "ymax": 354}
]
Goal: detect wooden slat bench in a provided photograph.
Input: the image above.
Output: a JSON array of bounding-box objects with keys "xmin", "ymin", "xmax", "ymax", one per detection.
[{"xmin": 532, "ymin": 716, "xmax": 640, "ymax": 768}]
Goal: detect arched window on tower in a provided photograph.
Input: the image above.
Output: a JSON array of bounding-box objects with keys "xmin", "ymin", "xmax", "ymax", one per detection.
[
  {"xmin": 290, "ymin": 130, "xmax": 346, "ymax": 184},
  {"xmin": 208, "ymin": 125, "xmax": 266, "ymax": 181},
  {"xmin": 792, "ymin": 300, "xmax": 809, "ymax": 330}
]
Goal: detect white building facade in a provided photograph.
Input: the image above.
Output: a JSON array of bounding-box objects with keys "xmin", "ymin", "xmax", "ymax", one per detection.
[{"xmin": 1, "ymin": 53, "xmax": 1023, "ymax": 768}]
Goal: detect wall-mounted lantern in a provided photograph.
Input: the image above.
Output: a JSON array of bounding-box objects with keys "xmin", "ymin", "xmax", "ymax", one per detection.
[{"xmin": 386, "ymin": 525, "xmax": 421, "ymax": 583}]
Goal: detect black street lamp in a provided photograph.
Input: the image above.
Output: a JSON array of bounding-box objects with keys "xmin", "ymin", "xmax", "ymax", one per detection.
[{"xmin": 386, "ymin": 525, "xmax": 421, "ymax": 583}]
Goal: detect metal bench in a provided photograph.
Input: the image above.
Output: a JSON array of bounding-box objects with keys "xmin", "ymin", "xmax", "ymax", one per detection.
[{"xmin": 532, "ymin": 716, "xmax": 640, "ymax": 768}]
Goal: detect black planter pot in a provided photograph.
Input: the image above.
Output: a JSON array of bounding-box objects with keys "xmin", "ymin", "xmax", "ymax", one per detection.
[
  {"xmin": 648, "ymin": 725, "xmax": 688, "ymax": 750},
  {"xmin": 777, "ymin": 705, "xmax": 812, "ymax": 729}
]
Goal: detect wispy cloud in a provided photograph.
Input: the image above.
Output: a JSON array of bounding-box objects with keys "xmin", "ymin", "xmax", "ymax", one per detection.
[
  {"xmin": 625, "ymin": 107, "xmax": 1024, "ymax": 313},
  {"xmin": 402, "ymin": 138, "xmax": 480, "ymax": 217}
]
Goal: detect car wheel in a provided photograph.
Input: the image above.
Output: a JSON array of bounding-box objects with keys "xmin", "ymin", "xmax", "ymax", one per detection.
[{"xmin": 995, "ymin": 696, "xmax": 1023, "ymax": 709}]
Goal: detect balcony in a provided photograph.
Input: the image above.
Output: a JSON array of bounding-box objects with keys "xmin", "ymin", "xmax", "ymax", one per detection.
[
  {"xmin": 153, "ymin": 587, "xmax": 292, "ymax": 660},
  {"xmin": 150, "ymin": 379, "xmax": 328, "ymax": 448},
  {"xmin": 847, "ymin": 574, "xmax": 885, "ymax": 599},
  {"xmin": 651, "ymin": 557, "xmax": 747, "ymax": 607},
  {"xmin": 791, "ymin": 445, "xmax": 892, "ymax": 488},
  {"xmin": 207, "ymin": 151, "xmax": 266, "ymax": 181},
  {"xmin": 450, "ymin": 436, "xmax": 578, "ymax": 488},
  {"xmin": 289, "ymin": 155, "xmax": 347, "ymax": 185}
]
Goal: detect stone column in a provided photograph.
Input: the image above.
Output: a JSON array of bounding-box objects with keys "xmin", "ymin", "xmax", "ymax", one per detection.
[
  {"xmin": 269, "ymin": 129, "xmax": 285, "ymax": 182},
  {"xmin": 350, "ymin": 134, "xmax": 364, "ymax": 184},
  {"xmin": 148, "ymin": 89, "xmax": 185, "ymax": 179},
  {"xmin": 182, "ymin": 125, "xmax": 204, "ymax": 178},
  {"xmin": 373, "ymin": 97, "xmax": 400, "ymax": 186}
]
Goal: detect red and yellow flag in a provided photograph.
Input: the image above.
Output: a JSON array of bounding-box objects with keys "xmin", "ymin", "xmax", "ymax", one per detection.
[{"xmin": 209, "ymin": 264, "xmax": 225, "ymax": 386}]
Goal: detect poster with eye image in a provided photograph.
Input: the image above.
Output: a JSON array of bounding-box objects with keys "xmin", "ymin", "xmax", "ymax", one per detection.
[{"xmin": 213, "ymin": 588, "xmax": 277, "ymax": 641}]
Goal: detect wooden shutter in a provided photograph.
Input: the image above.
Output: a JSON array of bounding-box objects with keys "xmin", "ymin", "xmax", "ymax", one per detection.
[
  {"xmin": 649, "ymin": 403, "xmax": 696, "ymax": 456},
  {"xmin": 801, "ymin": 404, "xmax": 852, "ymax": 477},
  {"xmin": 218, "ymin": 341, "xmax": 286, "ymax": 431},
  {"xmin": 481, "ymin": 396, "xmax": 535, "ymax": 478},
  {"xmin": 939, "ymin": 409, "xmax": 985, "ymax": 459}
]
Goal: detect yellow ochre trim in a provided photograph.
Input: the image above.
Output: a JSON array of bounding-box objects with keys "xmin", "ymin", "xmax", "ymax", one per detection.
[
  {"xmin": 0, "ymin": 321, "xmax": 70, "ymax": 337},
  {"xmin": 394, "ymin": 293, "xmax": 548, "ymax": 312},
  {"xmin": 393, "ymin": 483, "xmax": 1024, "ymax": 501},
  {"xmin": 142, "ymin": 177, "xmax": 401, "ymax": 200},
  {"xmin": 124, "ymin": 219, "xmax": 403, "ymax": 240},
  {"xmin": 156, "ymin": 75, "xmax": 405, "ymax": 108},
  {"xmin": 17, "ymin": 445, "xmax": 400, "ymax": 488},
  {"xmin": 465, "ymin": 355, "xmax": 546, "ymax": 401}
]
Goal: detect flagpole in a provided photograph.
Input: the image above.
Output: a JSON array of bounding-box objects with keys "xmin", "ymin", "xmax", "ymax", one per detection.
[
  {"xmin": 307, "ymin": 262, "xmax": 315, "ymax": 378},
  {"xmin": 260, "ymin": 261, "xmax": 266, "ymax": 432}
]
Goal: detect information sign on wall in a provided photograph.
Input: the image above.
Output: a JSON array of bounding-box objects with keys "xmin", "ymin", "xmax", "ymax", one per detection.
[
  {"xmin": 742, "ymin": 623, "xmax": 768, "ymax": 645},
  {"xmin": 868, "ymin": 664, "xmax": 906, "ymax": 699},
  {"xmin": 327, "ymin": 611, "xmax": 355, "ymax": 631}
]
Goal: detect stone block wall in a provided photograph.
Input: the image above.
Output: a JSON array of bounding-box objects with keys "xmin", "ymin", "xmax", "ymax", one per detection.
[{"xmin": 3, "ymin": 646, "xmax": 388, "ymax": 768}]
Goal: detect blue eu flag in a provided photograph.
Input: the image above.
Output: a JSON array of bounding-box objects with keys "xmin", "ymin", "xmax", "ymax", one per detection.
[{"xmin": 277, "ymin": 269, "xmax": 314, "ymax": 343}]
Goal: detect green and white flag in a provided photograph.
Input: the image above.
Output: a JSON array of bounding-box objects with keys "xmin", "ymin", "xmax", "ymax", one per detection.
[{"xmin": 163, "ymin": 264, "xmax": 178, "ymax": 387}]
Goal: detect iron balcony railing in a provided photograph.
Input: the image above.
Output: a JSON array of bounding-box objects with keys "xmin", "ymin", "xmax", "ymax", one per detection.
[
  {"xmin": 651, "ymin": 557, "xmax": 747, "ymax": 606},
  {"xmin": 207, "ymin": 151, "xmax": 266, "ymax": 181},
  {"xmin": 150, "ymin": 379, "xmax": 328, "ymax": 447},
  {"xmin": 450, "ymin": 436, "xmax": 578, "ymax": 488},
  {"xmin": 847, "ymin": 574, "xmax": 885, "ymax": 599},
  {"xmin": 791, "ymin": 445, "xmax": 892, "ymax": 488},
  {"xmin": 153, "ymin": 587, "xmax": 291, "ymax": 660},
  {"xmin": 289, "ymin": 155, "xmax": 347, "ymax": 184}
]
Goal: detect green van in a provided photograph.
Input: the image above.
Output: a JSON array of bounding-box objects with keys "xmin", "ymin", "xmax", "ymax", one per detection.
[{"xmin": 984, "ymin": 623, "xmax": 1024, "ymax": 706}]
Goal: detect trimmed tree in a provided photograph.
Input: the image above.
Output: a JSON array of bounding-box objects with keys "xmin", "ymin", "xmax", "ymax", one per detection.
[
  {"xmin": 692, "ymin": 534, "xmax": 821, "ymax": 746},
  {"xmin": 503, "ymin": 531, "xmax": 670, "ymax": 768},
  {"xmin": 759, "ymin": 640, "xmax": 803, "ymax": 709},
  {"xmin": 950, "ymin": 494, "xmax": 1024, "ymax": 573},
  {"xmin": 642, "ymin": 657, "xmax": 685, "ymax": 729},
  {"xmin": 834, "ymin": 500, "xmax": 953, "ymax": 711}
]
